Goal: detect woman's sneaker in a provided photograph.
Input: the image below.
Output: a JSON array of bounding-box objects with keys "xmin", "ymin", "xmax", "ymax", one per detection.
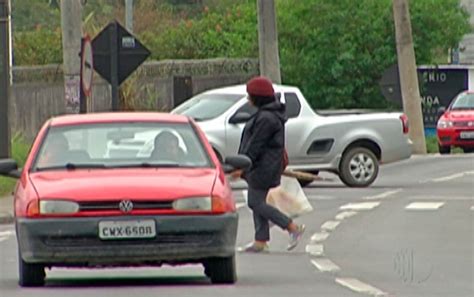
[
  {"xmin": 287, "ymin": 224, "xmax": 306, "ymax": 251},
  {"xmin": 239, "ymin": 242, "xmax": 270, "ymax": 253}
]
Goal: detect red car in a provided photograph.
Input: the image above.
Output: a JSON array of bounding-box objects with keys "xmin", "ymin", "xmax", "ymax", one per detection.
[
  {"xmin": 0, "ymin": 113, "xmax": 251, "ymax": 287},
  {"xmin": 437, "ymin": 91, "xmax": 474, "ymax": 154}
]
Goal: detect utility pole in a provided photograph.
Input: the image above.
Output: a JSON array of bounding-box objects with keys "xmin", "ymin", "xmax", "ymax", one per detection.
[
  {"xmin": 125, "ymin": 0, "xmax": 134, "ymax": 33},
  {"xmin": 0, "ymin": 0, "xmax": 11, "ymax": 158},
  {"xmin": 393, "ymin": 0, "xmax": 427, "ymax": 154},
  {"xmin": 257, "ymin": 0, "xmax": 281, "ymax": 83},
  {"xmin": 60, "ymin": 0, "xmax": 83, "ymax": 114}
]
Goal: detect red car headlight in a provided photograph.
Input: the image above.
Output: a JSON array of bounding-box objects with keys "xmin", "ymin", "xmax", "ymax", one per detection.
[
  {"xmin": 39, "ymin": 200, "xmax": 80, "ymax": 215},
  {"xmin": 437, "ymin": 120, "xmax": 453, "ymax": 129},
  {"xmin": 172, "ymin": 197, "xmax": 212, "ymax": 211}
]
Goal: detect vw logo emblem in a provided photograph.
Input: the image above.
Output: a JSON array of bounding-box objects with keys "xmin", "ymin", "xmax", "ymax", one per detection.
[
  {"xmin": 468, "ymin": 122, "xmax": 473, "ymax": 127},
  {"xmin": 119, "ymin": 200, "xmax": 133, "ymax": 213}
]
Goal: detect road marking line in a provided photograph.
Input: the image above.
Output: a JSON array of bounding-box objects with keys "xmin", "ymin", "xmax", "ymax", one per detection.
[
  {"xmin": 311, "ymin": 259, "xmax": 340, "ymax": 272},
  {"xmin": 421, "ymin": 171, "xmax": 474, "ymax": 183},
  {"xmin": 305, "ymin": 244, "xmax": 324, "ymax": 256},
  {"xmin": 405, "ymin": 202, "xmax": 445, "ymax": 210},
  {"xmin": 335, "ymin": 278, "xmax": 387, "ymax": 296},
  {"xmin": 236, "ymin": 203, "xmax": 246, "ymax": 209},
  {"xmin": 340, "ymin": 202, "xmax": 380, "ymax": 211},
  {"xmin": 335, "ymin": 211, "xmax": 358, "ymax": 221},
  {"xmin": 0, "ymin": 236, "xmax": 8, "ymax": 242},
  {"xmin": 470, "ymin": 206, "xmax": 474, "ymax": 211},
  {"xmin": 310, "ymin": 232, "xmax": 330, "ymax": 243},
  {"xmin": 363, "ymin": 189, "xmax": 402, "ymax": 200},
  {"xmin": 0, "ymin": 231, "xmax": 14, "ymax": 237},
  {"xmin": 321, "ymin": 220, "xmax": 340, "ymax": 231}
]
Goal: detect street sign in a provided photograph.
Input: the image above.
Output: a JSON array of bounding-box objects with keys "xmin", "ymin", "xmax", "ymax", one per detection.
[
  {"xmin": 92, "ymin": 21, "xmax": 150, "ymax": 85},
  {"xmin": 91, "ymin": 21, "xmax": 150, "ymax": 110},
  {"xmin": 380, "ymin": 64, "xmax": 469, "ymax": 128},
  {"xmin": 81, "ymin": 35, "xmax": 93, "ymax": 97}
]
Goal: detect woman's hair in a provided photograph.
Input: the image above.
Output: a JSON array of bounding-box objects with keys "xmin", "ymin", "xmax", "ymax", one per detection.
[{"xmin": 249, "ymin": 94, "xmax": 276, "ymax": 108}]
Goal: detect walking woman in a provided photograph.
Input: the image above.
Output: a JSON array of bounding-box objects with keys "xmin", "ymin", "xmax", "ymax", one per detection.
[{"xmin": 232, "ymin": 76, "xmax": 305, "ymax": 252}]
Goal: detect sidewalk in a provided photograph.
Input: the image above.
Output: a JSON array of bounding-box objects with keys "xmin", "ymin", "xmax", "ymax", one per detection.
[{"xmin": 0, "ymin": 195, "xmax": 14, "ymax": 224}]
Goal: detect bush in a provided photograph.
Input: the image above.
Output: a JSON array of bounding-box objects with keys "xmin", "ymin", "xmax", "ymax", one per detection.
[
  {"xmin": 0, "ymin": 135, "xmax": 30, "ymax": 197},
  {"xmin": 13, "ymin": 28, "xmax": 62, "ymax": 65}
]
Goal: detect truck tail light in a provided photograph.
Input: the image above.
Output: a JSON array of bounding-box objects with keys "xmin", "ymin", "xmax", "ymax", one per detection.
[{"xmin": 400, "ymin": 114, "xmax": 409, "ymax": 134}]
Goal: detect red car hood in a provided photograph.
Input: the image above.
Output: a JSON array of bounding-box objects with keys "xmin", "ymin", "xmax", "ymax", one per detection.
[
  {"xmin": 29, "ymin": 168, "xmax": 218, "ymax": 201},
  {"xmin": 444, "ymin": 110, "xmax": 474, "ymax": 121}
]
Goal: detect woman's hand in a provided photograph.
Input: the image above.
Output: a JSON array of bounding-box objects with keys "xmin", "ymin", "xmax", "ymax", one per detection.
[{"xmin": 230, "ymin": 170, "xmax": 243, "ymax": 180}]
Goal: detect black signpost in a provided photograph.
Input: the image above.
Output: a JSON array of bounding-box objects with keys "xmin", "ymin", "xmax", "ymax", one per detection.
[{"xmin": 92, "ymin": 21, "xmax": 151, "ymax": 111}]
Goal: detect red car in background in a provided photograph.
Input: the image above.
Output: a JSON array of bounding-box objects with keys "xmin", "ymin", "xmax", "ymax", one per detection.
[
  {"xmin": 0, "ymin": 113, "xmax": 251, "ymax": 287},
  {"xmin": 437, "ymin": 91, "xmax": 474, "ymax": 154}
]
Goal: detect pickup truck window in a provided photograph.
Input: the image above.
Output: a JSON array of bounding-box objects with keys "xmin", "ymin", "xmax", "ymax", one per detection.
[
  {"xmin": 173, "ymin": 93, "xmax": 244, "ymax": 121},
  {"xmin": 284, "ymin": 93, "xmax": 302, "ymax": 118},
  {"xmin": 233, "ymin": 92, "xmax": 301, "ymax": 119}
]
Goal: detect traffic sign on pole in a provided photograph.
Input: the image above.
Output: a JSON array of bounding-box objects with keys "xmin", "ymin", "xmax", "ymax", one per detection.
[
  {"xmin": 91, "ymin": 21, "xmax": 150, "ymax": 111},
  {"xmin": 81, "ymin": 35, "xmax": 93, "ymax": 97}
]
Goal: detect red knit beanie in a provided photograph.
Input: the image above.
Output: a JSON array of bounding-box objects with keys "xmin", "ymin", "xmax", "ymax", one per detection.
[{"xmin": 246, "ymin": 76, "xmax": 275, "ymax": 97}]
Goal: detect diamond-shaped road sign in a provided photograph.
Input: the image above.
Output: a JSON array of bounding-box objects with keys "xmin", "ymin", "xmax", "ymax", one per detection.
[{"xmin": 92, "ymin": 21, "xmax": 150, "ymax": 85}]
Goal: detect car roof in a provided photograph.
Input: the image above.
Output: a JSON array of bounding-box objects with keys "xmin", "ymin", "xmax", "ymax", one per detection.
[
  {"xmin": 204, "ymin": 84, "xmax": 301, "ymax": 95},
  {"xmin": 49, "ymin": 112, "xmax": 190, "ymax": 127}
]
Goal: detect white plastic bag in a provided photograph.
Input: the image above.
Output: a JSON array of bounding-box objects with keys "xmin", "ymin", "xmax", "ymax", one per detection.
[{"xmin": 266, "ymin": 176, "xmax": 313, "ymax": 218}]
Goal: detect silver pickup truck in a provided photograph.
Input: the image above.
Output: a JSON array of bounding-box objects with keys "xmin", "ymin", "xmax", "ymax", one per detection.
[{"xmin": 172, "ymin": 84, "xmax": 412, "ymax": 187}]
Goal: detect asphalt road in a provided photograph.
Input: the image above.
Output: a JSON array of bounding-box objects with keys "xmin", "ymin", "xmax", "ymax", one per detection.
[{"xmin": 0, "ymin": 154, "xmax": 473, "ymax": 297}]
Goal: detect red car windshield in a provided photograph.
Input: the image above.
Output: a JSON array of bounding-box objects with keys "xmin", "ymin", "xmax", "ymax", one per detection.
[
  {"xmin": 32, "ymin": 122, "xmax": 212, "ymax": 171},
  {"xmin": 451, "ymin": 93, "xmax": 474, "ymax": 110}
]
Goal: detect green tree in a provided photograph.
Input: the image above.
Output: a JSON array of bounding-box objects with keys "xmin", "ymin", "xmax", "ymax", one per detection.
[
  {"xmin": 277, "ymin": 0, "xmax": 470, "ymax": 109},
  {"xmin": 140, "ymin": 2, "xmax": 258, "ymax": 60},
  {"xmin": 11, "ymin": 0, "xmax": 60, "ymax": 31}
]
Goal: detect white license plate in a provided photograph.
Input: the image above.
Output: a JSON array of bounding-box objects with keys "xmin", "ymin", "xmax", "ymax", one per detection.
[
  {"xmin": 460, "ymin": 131, "xmax": 474, "ymax": 139},
  {"xmin": 99, "ymin": 220, "xmax": 156, "ymax": 240}
]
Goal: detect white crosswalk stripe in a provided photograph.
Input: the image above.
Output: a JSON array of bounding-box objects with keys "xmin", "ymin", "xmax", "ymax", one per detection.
[
  {"xmin": 405, "ymin": 202, "xmax": 445, "ymax": 210},
  {"xmin": 0, "ymin": 230, "xmax": 14, "ymax": 237},
  {"xmin": 311, "ymin": 259, "xmax": 340, "ymax": 272},
  {"xmin": 340, "ymin": 202, "xmax": 380, "ymax": 211},
  {"xmin": 335, "ymin": 278, "xmax": 387, "ymax": 296}
]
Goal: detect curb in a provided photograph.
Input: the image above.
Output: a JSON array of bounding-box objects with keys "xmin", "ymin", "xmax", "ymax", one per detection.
[{"xmin": 0, "ymin": 212, "xmax": 14, "ymax": 224}]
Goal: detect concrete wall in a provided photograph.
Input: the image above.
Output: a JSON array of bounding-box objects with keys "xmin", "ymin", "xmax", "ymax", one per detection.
[{"xmin": 9, "ymin": 58, "xmax": 258, "ymax": 141}]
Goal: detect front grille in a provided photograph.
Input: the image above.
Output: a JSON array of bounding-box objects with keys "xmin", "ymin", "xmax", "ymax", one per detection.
[
  {"xmin": 79, "ymin": 201, "xmax": 174, "ymax": 212},
  {"xmin": 453, "ymin": 121, "xmax": 474, "ymax": 127},
  {"xmin": 43, "ymin": 233, "xmax": 214, "ymax": 247}
]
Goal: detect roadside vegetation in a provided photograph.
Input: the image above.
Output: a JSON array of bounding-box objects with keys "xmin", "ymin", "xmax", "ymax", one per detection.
[
  {"xmin": 11, "ymin": 0, "xmax": 470, "ymax": 109},
  {"xmin": 0, "ymin": 135, "xmax": 30, "ymax": 197}
]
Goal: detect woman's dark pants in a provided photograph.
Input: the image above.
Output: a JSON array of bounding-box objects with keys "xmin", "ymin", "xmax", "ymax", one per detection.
[{"xmin": 247, "ymin": 186, "xmax": 292, "ymax": 241}]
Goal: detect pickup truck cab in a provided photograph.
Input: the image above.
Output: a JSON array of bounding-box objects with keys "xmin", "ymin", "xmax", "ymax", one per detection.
[{"xmin": 173, "ymin": 84, "xmax": 412, "ymax": 187}]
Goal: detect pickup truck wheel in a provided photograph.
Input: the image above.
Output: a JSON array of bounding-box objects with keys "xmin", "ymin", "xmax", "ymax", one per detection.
[
  {"xmin": 438, "ymin": 144, "xmax": 451, "ymax": 155},
  {"xmin": 462, "ymin": 147, "xmax": 474, "ymax": 153},
  {"xmin": 339, "ymin": 147, "xmax": 378, "ymax": 187},
  {"xmin": 204, "ymin": 255, "xmax": 237, "ymax": 284},
  {"xmin": 18, "ymin": 254, "xmax": 45, "ymax": 287}
]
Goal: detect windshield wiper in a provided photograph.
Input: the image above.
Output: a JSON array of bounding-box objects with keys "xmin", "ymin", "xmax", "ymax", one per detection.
[
  {"xmin": 108, "ymin": 162, "xmax": 192, "ymax": 169},
  {"xmin": 36, "ymin": 163, "xmax": 107, "ymax": 171}
]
